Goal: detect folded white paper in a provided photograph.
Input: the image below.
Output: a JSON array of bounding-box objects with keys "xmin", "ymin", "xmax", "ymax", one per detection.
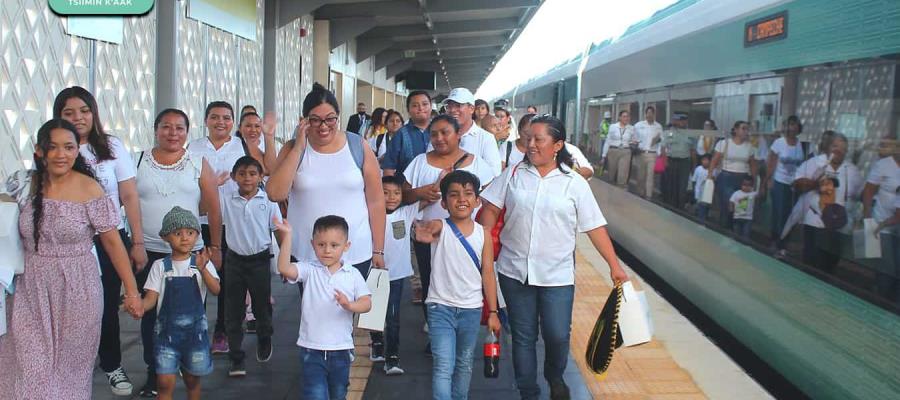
[{"xmin": 357, "ymin": 269, "xmax": 390, "ymax": 332}]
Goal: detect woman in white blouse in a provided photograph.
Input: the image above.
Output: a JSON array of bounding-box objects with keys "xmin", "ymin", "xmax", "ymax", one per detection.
[
  {"xmin": 402, "ymin": 114, "xmax": 496, "ymax": 322},
  {"xmin": 762, "ymin": 116, "xmax": 805, "ymax": 255},
  {"xmin": 708, "ymin": 121, "xmax": 758, "ymax": 229},
  {"xmin": 480, "ymin": 115, "xmax": 628, "ymax": 400}
]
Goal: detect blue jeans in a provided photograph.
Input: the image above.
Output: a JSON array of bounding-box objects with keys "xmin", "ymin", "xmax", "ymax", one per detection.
[
  {"xmin": 300, "ymin": 347, "xmax": 353, "ymax": 400},
  {"xmin": 733, "ymin": 219, "xmax": 752, "ymax": 239},
  {"xmin": 716, "ymin": 171, "xmax": 750, "ymax": 230},
  {"xmin": 696, "ymin": 203, "xmax": 709, "ymax": 223},
  {"xmin": 770, "ymin": 181, "xmax": 795, "ymax": 248},
  {"xmin": 427, "ymin": 303, "xmax": 482, "ymax": 400},
  {"xmin": 499, "ymin": 274, "xmax": 574, "ymax": 400}
]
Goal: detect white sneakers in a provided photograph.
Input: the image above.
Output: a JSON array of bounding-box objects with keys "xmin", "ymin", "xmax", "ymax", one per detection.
[{"xmin": 105, "ymin": 366, "xmax": 133, "ymax": 396}]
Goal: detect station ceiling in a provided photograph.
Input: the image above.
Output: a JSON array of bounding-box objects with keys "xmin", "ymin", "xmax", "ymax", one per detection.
[{"xmin": 280, "ymin": 0, "xmax": 542, "ymax": 94}]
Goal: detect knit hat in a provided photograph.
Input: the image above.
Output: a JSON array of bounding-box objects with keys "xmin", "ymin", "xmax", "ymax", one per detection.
[{"xmin": 158, "ymin": 206, "xmax": 200, "ymax": 237}]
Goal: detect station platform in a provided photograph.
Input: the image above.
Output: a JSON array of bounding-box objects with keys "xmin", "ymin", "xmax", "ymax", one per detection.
[{"xmin": 91, "ymin": 237, "xmax": 768, "ymax": 400}]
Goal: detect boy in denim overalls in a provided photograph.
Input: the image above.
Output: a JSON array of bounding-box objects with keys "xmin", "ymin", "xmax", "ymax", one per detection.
[{"xmin": 142, "ymin": 206, "xmax": 221, "ymax": 400}]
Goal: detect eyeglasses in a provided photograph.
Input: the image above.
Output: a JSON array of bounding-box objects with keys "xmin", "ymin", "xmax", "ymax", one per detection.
[{"xmin": 308, "ymin": 116, "xmax": 339, "ymax": 126}]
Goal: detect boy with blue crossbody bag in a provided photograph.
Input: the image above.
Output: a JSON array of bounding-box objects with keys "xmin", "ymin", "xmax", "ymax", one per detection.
[{"xmin": 413, "ymin": 170, "xmax": 500, "ymax": 400}]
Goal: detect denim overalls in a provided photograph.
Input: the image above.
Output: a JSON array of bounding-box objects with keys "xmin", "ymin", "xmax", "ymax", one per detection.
[{"xmin": 153, "ymin": 255, "xmax": 213, "ymax": 376}]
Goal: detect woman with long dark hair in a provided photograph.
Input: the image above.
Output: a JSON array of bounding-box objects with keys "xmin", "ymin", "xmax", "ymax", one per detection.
[
  {"xmin": 0, "ymin": 119, "xmax": 143, "ymax": 399},
  {"xmin": 365, "ymin": 107, "xmax": 388, "ymax": 141},
  {"xmin": 708, "ymin": 121, "xmax": 758, "ymax": 229},
  {"xmin": 371, "ymin": 109, "xmax": 404, "ymax": 161},
  {"xmin": 474, "ymin": 99, "xmax": 491, "ymax": 123},
  {"xmin": 53, "ymin": 85, "xmax": 146, "ymax": 395},
  {"xmin": 762, "ymin": 115, "xmax": 805, "ymax": 256},
  {"xmin": 479, "ymin": 115, "xmax": 628, "ymax": 399}
]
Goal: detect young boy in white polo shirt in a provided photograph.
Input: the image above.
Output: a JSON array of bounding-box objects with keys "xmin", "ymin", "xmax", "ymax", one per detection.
[
  {"xmin": 274, "ymin": 215, "xmax": 371, "ymax": 400},
  {"xmin": 413, "ymin": 170, "xmax": 500, "ymax": 400},
  {"xmin": 221, "ymin": 156, "xmax": 282, "ymax": 377}
]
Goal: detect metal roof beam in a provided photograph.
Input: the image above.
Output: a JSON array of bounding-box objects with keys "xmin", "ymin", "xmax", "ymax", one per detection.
[
  {"xmin": 431, "ymin": 18, "xmax": 519, "ymax": 35},
  {"xmin": 427, "ymin": 0, "xmax": 539, "ymax": 13},
  {"xmin": 439, "ymin": 46, "xmax": 503, "ymax": 60},
  {"xmin": 329, "ymin": 17, "xmax": 378, "ymax": 50},
  {"xmin": 361, "ymin": 23, "xmax": 430, "ymax": 39},
  {"xmin": 279, "ymin": 0, "xmax": 329, "ymax": 27},
  {"xmin": 386, "ymin": 60, "xmax": 416, "ymax": 77},
  {"xmin": 315, "ymin": 1, "xmax": 420, "ymax": 19},
  {"xmin": 357, "ymin": 37, "xmax": 395, "ymax": 61}
]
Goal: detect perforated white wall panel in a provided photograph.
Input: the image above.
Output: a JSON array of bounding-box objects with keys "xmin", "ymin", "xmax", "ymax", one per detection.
[
  {"xmin": 206, "ymin": 26, "xmax": 237, "ymax": 110},
  {"xmin": 0, "ymin": 0, "xmax": 91, "ymax": 178},
  {"xmin": 237, "ymin": 0, "xmax": 264, "ymax": 112},
  {"xmin": 275, "ymin": 17, "xmax": 304, "ymax": 140},
  {"xmin": 176, "ymin": 0, "xmax": 206, "ymax": 140}
]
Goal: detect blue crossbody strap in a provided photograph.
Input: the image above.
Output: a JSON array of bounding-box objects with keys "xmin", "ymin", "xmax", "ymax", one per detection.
[{"xmin": 445, "ymin": 218, "xmax": 480, "ymax": 272}]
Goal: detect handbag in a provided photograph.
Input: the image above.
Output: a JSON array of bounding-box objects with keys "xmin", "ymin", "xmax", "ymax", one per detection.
[
  {"xmin": 653, "ymin": 154, "xmax": 667, "ymax": 174},
  {"xmin": 1, "ymin": 170, "xmax": 31, "ymax": 277},
  {"xmin": 586, "ymin": 283, "xmax": 623, "ymax": 377},
  {"xmin": 445, "ymin": 218, "xmax": 507, "ymax": 327},
  {"xmin": 475, "ymin": 163, "xmax": 521, "ymax": 261}
]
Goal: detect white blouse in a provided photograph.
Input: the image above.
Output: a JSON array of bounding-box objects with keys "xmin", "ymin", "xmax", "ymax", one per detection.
[
  {"xmin": 480, "ymin": 163, "xmax": 607, "ymax": 286},
  {"xmin": 404, "ymin": 152, "xmax": 496, "ymax": 221}
]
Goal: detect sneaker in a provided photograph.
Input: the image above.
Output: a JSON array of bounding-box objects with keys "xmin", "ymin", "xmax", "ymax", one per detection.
[
  {"xmin": 246, "ymin": 320, "xmax": 257, "ymax": 334},
  {"xmin": 775, "ymin": 249, "xmax": 788, "ymax": 259},
  {"xmin": 550, "ymin": 380, "xmax": 571, "ymax": 400},
  {"xmin": 257, "ymin": 338, "xmax": 273, "ymax": 363},
  {"xmin": 138, "ymin": 373, "xmax": 157, "ymax": 398},
  {"xmin": 105, "ymin": 366, "xmax": 133, "ymax": 396},
  {"xmin": 370, "ymin": 341, "xmax": 385, "ymax": 362},
  {"xmin": 422, "ymin": 322, "xmax": 429, "ymax": 334},
  {"xmin": 229, "ymin": 361, "xmax": 247, "ymax": 377},
  {"xmin": 212, "ymin": 332, "xmax": 230, "ymax": 354},
  {"xmin": 384, "ymin": 357, "xmax": 404, "ymax": 376}
]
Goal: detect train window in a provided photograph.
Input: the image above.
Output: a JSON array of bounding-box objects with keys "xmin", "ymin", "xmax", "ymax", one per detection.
[{"xmin": 749, "ymin": 93, "xmax": 779, "ymax": 133}]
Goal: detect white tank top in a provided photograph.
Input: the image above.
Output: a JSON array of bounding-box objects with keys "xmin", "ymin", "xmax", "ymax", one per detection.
[
  {"xmin": 135, "ymin": 151, "xmax": 204, "ymax": 253},
  {"xmin": 288, "ymin": 141, "xmax": 372, "ymax": 264},
  {"xmin": 426, "ymin": 220, "xmax": 484, "ymax": 309}
]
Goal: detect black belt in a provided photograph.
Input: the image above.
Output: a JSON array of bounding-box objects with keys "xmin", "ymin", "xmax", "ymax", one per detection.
[{"xmin": 226, "ymin": 249, "xmax": 272, "ymax": 262}]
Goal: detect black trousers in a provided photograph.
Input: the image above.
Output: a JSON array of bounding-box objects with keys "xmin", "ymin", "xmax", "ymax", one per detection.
[
  {"xmin": 225, "ymin": 250, "xmax": 274, "ymax": 363},
  {"xmin": 413, "ymin": 241, "xmax": 432, "ymax": 321},
  {"xmin": 95, "ymin": 228, "xmax": 131, "ymax": 373},
  {"xmin": 662, "ymin": 157, "xmax": 692, "ymax": 209},
  {"xmin": 802, "ymin": 225, "xmax": 841, "ymax": 273},
  {"xmin": 136, "ymin": 250, "xmax": 170, "ymax": 374},
  {"xmin": 201, "ymin": 224, "xmax": 228, "ymax": 334}
]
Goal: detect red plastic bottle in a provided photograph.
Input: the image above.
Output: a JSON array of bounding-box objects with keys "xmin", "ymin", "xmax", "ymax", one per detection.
[{"xmin": 483, "ymin": 330, "xmax": 500, "ymax": 378}]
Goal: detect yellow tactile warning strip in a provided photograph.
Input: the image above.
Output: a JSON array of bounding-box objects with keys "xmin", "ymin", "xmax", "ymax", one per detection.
[
  {"xmin": 349, "ymin": 328, "xmax": 373, "ymax": 400},
  {"xmin": 571, "ymin": 250, "xmax": 709, "ymax": 400}
]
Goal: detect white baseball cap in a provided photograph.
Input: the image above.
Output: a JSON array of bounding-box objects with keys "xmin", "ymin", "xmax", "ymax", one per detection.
[{"xmin": 443, "ymin": 88, "xmax": 475, "ymax": 106}]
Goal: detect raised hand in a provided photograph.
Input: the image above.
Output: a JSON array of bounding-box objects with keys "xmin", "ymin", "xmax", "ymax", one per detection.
[
  {"xmin": 413, "ymin": 220, "xmax": 437, "ymax": 244},
  {"xmin": 263, "ymin": 111, "xmax": 277, "ymax": 139},
  {"xmin": 273, "ymin": 217, "xmax": 293, "ymax": 244},
  {"xmin": 334, "ymin": 289, "xmax": 351, "ymax": 310},
  {"xmin": 216, "ymin": 170, "xmax": 230, "ymax": 187},
  {"xmin": 195, "ymin": 248, "xmax": 210, "ymax": 272}
]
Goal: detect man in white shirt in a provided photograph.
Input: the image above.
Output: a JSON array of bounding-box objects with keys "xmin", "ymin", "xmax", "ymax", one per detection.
[
  {"xmin": 440, "ymin": 88, "xmax": 502, "ymax": 178},
  {"xmin": 633, "ymin": 106, "xmax": 663, "ymax": 199},
  {"xmin": 186, "ymin": 101, "xmax": 246, "ymax": 354}
]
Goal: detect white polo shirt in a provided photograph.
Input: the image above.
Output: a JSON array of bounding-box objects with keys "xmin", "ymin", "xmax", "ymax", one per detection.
[
  {"xmin": 633, "ymin": 120, "xmax": 663, "ymax": 152},
  {"xmin": 187, "ymin": 135, "xmax": 246, "ymax": 224},
  {"xmin": 429, "ymin": 123, "xmax": 502, "ymax": 178},
  {"xmin": 481, "ymin": 163, "xmax": 607, "ymax": 286},
  {"xmin": 794, "ymin": 154, "xmax": 863, "ymax": 228},
  {"xmin": 220, "ymin": 186, "xmax": 282, "ymax": 256},
  {"xmin": 288, "ymin": 260, "xmax": 371, "ymax": 351}
]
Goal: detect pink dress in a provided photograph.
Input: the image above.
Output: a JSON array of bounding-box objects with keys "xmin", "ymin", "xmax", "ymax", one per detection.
[{"xmin": 0, "ymin": 196, "xmax": 118, "ymax": 399}]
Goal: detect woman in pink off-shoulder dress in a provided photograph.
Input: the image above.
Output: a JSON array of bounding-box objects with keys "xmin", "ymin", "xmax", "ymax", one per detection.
[{"xmin": 0, "ymin": 119, "xmax": 143, "ymax": 399}]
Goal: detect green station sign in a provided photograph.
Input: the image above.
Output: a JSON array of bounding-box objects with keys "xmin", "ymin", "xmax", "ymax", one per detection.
[{"xmin": 49, "ymin": 0, "xmax": 154, "ymax": 15}]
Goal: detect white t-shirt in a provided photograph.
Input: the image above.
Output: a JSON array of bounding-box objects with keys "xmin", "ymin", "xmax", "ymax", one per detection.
[
  {"xmin": 714, "ymin": 138, "xmax": 754, "ymax": 174},
  {"xmin": 288, "ymin": 260, "xmax": 370, "ymax": 350},
  {"xmin": 503, "ymin": 141, "xmax": 526, "ymax": 168},
  {"xmin": 403, "ymin": 153, "xmax": 496, "ymax": 221},
  {"xmin": 368, "ymin": 134, "xmax": 392, "ymax": 160},
  {"xmin": 481, "ymin": 164, "xmax": 607, "ymax": 286},
  {"xmin": 730, "ymin": 190, "xmax": 757, "ymax": 220},
  {"xmin": 769, "ymin": 137, "xmax": 805, "ymax": 184},
  {"xmin": 429, "ymin": 124, "xmax": 502, "ymax": 178},
  {"xmin": 692, "ymin": 165, "xmax": 709, "ymax": 201},
  {"xmin": 566, "ymin": 143, "xmax": 593, "ymax": 174},
  {"xmin": 866, "ymin": 157, "xmax": 900, "ymax": 223},
  {"xmin": 426, "ymin": 220, "xmax": 484, "ymax": 309},
  {"xmin": 143, "ymin": 257, "xmax": 219, "ymax": 311},
  {"xmin": 633, "ymin": 120, "xmax": 663, "ymax": 152},
  {"xmin": 187, "ymin": 136, "xmax": 246, "ymax": 224},
  {"xmin": 384, "ymin": 204, "xmax": 419, "ymax": 281},
  {"xmin": 80, "ymin": 137, "xmax": 136, "ymax": 230}
]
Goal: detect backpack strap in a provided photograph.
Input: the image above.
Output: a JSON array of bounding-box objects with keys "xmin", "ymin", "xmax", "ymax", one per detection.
[
  {"xmin": 505, "ymin": 141, "xmax": 513, "ymax": 166},
  {"xmin": 346, "ymin": 132, "xmax": 365, "ymax": 172},
  {"xmin": 136, "ymin": 151, "xmax": 145, "ymax": 170},
  {"xmin": 445, "ymin": 218, "xmax": 480, "ymax": 272},
  {"xmin": 376, "ymin": 133, "xmax": 386, "ymax": 154}
]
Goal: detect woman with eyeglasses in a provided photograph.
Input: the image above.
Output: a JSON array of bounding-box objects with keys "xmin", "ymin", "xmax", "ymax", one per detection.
[{"xmin": 267, "ymin": 82, "xmax": 386, "ymax": 275}]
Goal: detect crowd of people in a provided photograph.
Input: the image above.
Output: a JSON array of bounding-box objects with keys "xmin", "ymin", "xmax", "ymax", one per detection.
[
  {"xmin": 0, "ymin": 83, "xmax": 629, "ymax": 400},
  {"xmin": 591, "ymin": 109, "xmax": 899, "ymax": 299}
]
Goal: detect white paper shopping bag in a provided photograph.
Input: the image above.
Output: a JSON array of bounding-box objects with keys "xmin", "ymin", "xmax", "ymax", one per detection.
[
  {"xmin": 853, "ymin": 218, "xmax": 882, "ymax": 259},
  {"xmin": 618, "ymin": 281, "xmax": 652, "ymax": 347},
  {"xmin": 357, "ymin": 268, "xmax": 390, "ymax": 332},
  {"xmin": 0, "ymin": 202, "xmax": 24, "ymax": 277},
  {"xmin": 700, "ymin": 180, "xmax": 715, "ymax": 204}
]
